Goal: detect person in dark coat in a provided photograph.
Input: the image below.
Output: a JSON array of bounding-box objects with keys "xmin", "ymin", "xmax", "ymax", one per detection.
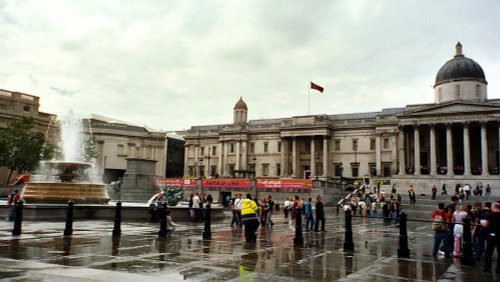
[{"xmin": 314, "ymin": 195, "xmax": 326, "ymax": 232}]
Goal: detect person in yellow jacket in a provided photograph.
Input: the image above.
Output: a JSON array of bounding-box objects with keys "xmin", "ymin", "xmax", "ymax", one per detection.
[{"xmin": 241, "ymin": 194, "xmax": 260, "ymax": 242}]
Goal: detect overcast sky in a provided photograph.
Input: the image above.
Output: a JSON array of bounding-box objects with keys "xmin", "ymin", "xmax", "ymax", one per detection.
[{"xmin": 1, "ymin": 1, "xmax": 500, "ymax": 131}]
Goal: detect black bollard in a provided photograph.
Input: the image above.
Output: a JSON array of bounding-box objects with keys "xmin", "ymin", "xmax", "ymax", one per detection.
[
  {"xmin": 460, "ymin": 217, "xmax": 475, "ymax": 266},
  {"xmin": 12, "ymin": 200, "xmax": 24, "ymax": 236},
  {"xmin": 293, "ymin": 205, "xmax": 304, "ymax": 246},
  {"xmin": 397, "ymin": 212, "xmax": 410, "ymax": 258},
  {"xmin": 336, "ymin": 203, "xmax": 340, "ymax": 214},
  {"xmin": 112, "ymin": 201, "xmax": 122, "ymax": 236},
  {"xmin": 158, "ymin": 203, "xmax": 168, "ymax": 237},
  {"xmin": 343, "ymin": 209, "xmax": 354, "ymax": 251},
  {"xmin": 203, "ymin": 203, "xmax": 212, "ymax": 239},
  {"xmin": 63, "ymin": 201, "xmax": 74, "ymax": 236}
]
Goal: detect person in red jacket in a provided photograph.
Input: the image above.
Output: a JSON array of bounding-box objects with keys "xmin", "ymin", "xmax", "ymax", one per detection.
[{"xmin": 7, "ymin": 190, "xmax": 21, "ymax": 221}]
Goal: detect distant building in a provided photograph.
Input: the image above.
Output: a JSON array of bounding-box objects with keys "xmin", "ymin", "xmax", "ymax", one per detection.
[
  {"xmin": 0, "ymin": 89, "xmax": 57, "ymax": 183},
  {"xmin": 184, "ymin": 43, "xmax": 500, "ymax": 192}
]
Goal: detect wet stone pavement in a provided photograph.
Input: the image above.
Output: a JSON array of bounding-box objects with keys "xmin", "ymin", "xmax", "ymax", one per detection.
[{"xmin": 0, "ymin": 211, "xmax": 497, "ymax": 281}]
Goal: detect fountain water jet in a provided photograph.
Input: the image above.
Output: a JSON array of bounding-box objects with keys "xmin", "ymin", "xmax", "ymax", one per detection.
[{"xmin": 21, "ymin": 112, "xmax": 109, "ymax": 204}]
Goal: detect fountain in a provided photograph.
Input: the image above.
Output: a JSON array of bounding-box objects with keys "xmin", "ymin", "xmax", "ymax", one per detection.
[{"xmin": 21, "ymin": 113, "xmax": 110, "ymax": 204}]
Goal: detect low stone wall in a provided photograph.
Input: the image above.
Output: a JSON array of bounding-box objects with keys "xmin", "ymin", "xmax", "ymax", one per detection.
[{"xmin": 0, "ymin": 204, "xmax": 225, "ymax": 222}]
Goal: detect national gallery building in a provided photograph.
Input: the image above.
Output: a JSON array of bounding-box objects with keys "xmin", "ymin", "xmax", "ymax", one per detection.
[{"xmin": 184, "ymin": 43, "xmax": 500, "ymax": 192}]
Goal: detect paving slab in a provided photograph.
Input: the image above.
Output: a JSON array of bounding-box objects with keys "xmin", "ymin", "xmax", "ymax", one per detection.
[{"xmin": 0, "ymin": 212, "xmax": 497, "ymax": 281}]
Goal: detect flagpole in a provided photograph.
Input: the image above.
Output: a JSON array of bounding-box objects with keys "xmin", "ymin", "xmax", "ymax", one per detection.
[{"xmin": 307, "ymin": 81, "xmax": 311, "ymax": 115}]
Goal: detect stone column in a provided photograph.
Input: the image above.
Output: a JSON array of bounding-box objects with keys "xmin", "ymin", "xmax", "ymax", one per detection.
[
  {"xmin": 481, "ymin": 122, "xmax": 489, "ymax": 176},
  {"xmin": 217, "ymin": 142, "xmax": 223, "ymax": 176},
  {"xmin": 292, "ymin": 137, "xmax": 297, "ymax": 178},
  {"xmin": 463, "ymin": 123, "xmax": 471, "ymax": 176},
  {"xmin": 430, "ymin": 124, "xmax": 437, "ymax": 175},
  {"xmin": 414, "ymin": 125, "xmax": 421, "ymax": 175},
  {"xmin": 446, "ymin": 124, "xmax": 454, "ymax": 176},
  {"xmin": 235, "ymin": 141, "xmax": 241, "ymax": 170},
  {"xmin": 376, "ymin": 133, "xmax": 381, "ymax": 176},
  {"xmin": 223, "ymin": 142, "xmax": 229, "ymax": 176},
  {"xmin": 323, "ymin": 136, "xmax": 329, "ymax": 178},
  {"xmin": 241, "ymin": 141, "xmax": 247, "ymax": 171},
  {"xmin": 310, "ymin": 137, "xmax": 316, "ymax": 178},
  {"xmin": 280, "ymin": 139, "xmax": 286, "ymax": 177},
  {"xmin": 398, "ymin": 127, "xmax": 406, "ymax": 175},
  {"xmin": 183, "ymin": 144, "xmax": 189, "ymax": 177}
]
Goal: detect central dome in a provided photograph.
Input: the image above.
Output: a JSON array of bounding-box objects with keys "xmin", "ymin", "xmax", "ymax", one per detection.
[{"xmin": 434, "ymin": 42, "xmax": 487, "ymax": 87}]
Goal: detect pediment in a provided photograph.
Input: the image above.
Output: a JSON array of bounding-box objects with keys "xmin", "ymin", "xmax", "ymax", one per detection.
[{"xmin": 399, "ymin": 101, "xmax": 500, "ymax": 118}]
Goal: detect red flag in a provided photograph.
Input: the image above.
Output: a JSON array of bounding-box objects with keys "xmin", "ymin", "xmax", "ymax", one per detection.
[{"xmin": 310, "ymin": 81, "xmax": 324, "ymax": 93}]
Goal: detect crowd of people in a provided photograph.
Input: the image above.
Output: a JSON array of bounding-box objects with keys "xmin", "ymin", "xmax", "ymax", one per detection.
[
  {"xmin": 222, "ymin": 194, "xmax": 327, "ymax": 242},
  {"xmin": 431, "ymin": 196, "xmax": 500, "ymax": 273}
]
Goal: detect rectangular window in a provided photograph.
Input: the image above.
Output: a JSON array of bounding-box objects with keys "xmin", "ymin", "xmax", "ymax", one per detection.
[
  {"xmin": 305, "ymin": 143, "xmax": 311, "ymax": 153},
  {"xmin": 334, "ymin": 163, "xmax": 343, "ymax": 177},
  {"xmin": 200, "ymin": 146, "xmax": 205, "ymax": 156},
  {"xmin": 277, "ymin": 142, "xmax": 281, "ymax": 153},
  {"xmin": 23, "ymin": 106, "xmax": 30, "ymax": 112},
  {"xmin": 369, "ymin": 163, "xmax": 376, "ymax": 176},
  {"xmin": 276, "ymin": 163, "xmax": 281, "ymax": 176},
  {"xmin": 262, "ymin": 164, "xmax": 269, "ymax": 176},
  {"xmin": 383, "ymin": 163, "xmax": 392, "ymax": 177},
  {"xmin": 370, "ymin": 138, "xmax": 375, "ymax": 150},
  {"xmin": 264, "ymin": 142, "xmax": 269, "ymax": 153},
  {"xmin": 383, "ymin": 138, "xmax": 389, "ymax": 149},
  {"xmin": 249, "ymin": 143, "xmax": 255, "ymax": 153},
  {"xmin": 351, "ymin": 163, "xmax": 359, "ymax": 177},
  {"xmin": 210, "ymin": 165, "xmax": 216, "ymax": 177},
  {"xmin": 229, "ymin": 164, "xmax": 235, "ymax": 176},
  {"xmin": 189, "ymin": 166, "xmax": 194, "ymax": 177},
  {"xmin": 334, "ymin": 139, "xmax": 340, "ymax": 151},
  {"xmin": 211, "ymin": 146, "xmax": 217, "ymax": 155},
  {"xmin": 230, "ymin": 143, "xmax": 235, "ymax": 153},
  {"xmin": 352, "ymin": 139, "xmax": 358, "ymax": 151}
]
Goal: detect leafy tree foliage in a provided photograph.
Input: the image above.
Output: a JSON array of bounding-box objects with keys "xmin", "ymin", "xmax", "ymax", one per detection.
[{"xmin": 0, "ymin": 117, "xmax": 55, "ymax": 184}]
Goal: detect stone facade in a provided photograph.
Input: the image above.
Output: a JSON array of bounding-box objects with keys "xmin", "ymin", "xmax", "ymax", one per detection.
[{"xmin": 183, "ymin": 43, "xmax": 500, "ymax": 195}]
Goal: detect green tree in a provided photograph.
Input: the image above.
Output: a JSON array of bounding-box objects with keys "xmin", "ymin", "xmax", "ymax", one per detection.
[{"xmin": 0, "ymin": 117, "xmax": 56, "ymax": 184}]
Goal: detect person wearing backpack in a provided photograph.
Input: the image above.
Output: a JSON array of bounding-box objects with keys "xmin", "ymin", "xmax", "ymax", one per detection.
[{"xmin": 431, "ymin": 202, "xmax": 450, "ymax": 257}]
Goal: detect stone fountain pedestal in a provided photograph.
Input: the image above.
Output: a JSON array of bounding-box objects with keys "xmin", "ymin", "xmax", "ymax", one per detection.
[{"xmin": 22, "ymin": 182, "xmax": 109, "ymax": 204}]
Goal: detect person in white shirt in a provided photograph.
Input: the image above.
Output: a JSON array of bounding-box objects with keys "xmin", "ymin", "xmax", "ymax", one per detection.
[
  {"xmin": 283, "ymin": 198, "xmax": 291, "ymax": 219},
  {"xmin": 231, "ymin": 194, "xmax": 242, "ymax": 227},
  {"xmin": 192, "ymin": 193, "xmax": 202, "ymax": 220}
]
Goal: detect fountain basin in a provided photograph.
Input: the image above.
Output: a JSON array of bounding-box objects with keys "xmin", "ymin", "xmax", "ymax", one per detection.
[{"xmin": 21, "ymin": 182, "xmax": 110, "ymax": 204}]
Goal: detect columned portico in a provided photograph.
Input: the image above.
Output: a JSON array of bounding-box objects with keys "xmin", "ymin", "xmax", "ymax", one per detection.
[
  {"xmin": 413, "ymin": 126, "xmax": 421, "ymax": 175},
  {"xmin": 398, "ymin": 128, "xmax": 405, "ymax": 175},
  {"xmin": 310, "ymin": 137, "xmax": 316, "ymax": 178},
  {"xmin": 429, "ymin": 124, "xmax": 437, "ymax": 175},
  {"xmin": 280, "ymin": 139, "xmax": 286, "ymax": 177},
  {"xmin": 292, "ymin": 137, "xmax": 297, "ymax": 178},
  {"xmin": 375, "ymin": 133, "xmax": 381, "ymax": 176},
  {"xmin": 481, "ymin": 123, "xmax": 489, "ymax": 176},
  {"xmin": 446, "ymin": 124, "xmax": 453, "ymax": 177},
  {"xmin": 322, "ymin": 136, "xmax": 328, "ymax": 178},
  {"xmin": 463, "ymin": 123, "xmax": 471, "ymax": 176}
]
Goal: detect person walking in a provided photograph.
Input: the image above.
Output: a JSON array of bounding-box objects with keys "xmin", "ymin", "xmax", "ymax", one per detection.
[
  {"xmin": 452, "ymin": 205, "xmax": 468, "ymax": 257},
  {"xmin": 7, "ymin": 190, "xmax": 21, "ymax": 221},
  {"xmin": 304, "ymin": 197, "xmax": 314, "ymax": 231},
  {"xmin": 431, "ymin": 185, "xmax": 437, "ymax": 200},
  {"xmin": 241, "ymin": 194, "xmax": 260, "ymax": 242},
  {"xmin": 441, "ymin": 184, "xmax": 448, "ymax": 195},
  {"xmin": 283, "ymin": 198, "xmax": 291, "ymax": 219},
  {"xmin": 431, "ymin": 202, "xmax": 450, "ymax": 257},
  {"xmin": 314, "ymin": 195, "xmax": 326, "ymax": 232},
  {"xmin": 231, "ymin": 194, "xmax": 242, "ymax": 228},
  {"xmin": 482, "ymin": 202, "xmax": 500, "ymax": 273},
  {"xmin": 266, "ymin": 195, "xmax": 275, "ymax": 228}
]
